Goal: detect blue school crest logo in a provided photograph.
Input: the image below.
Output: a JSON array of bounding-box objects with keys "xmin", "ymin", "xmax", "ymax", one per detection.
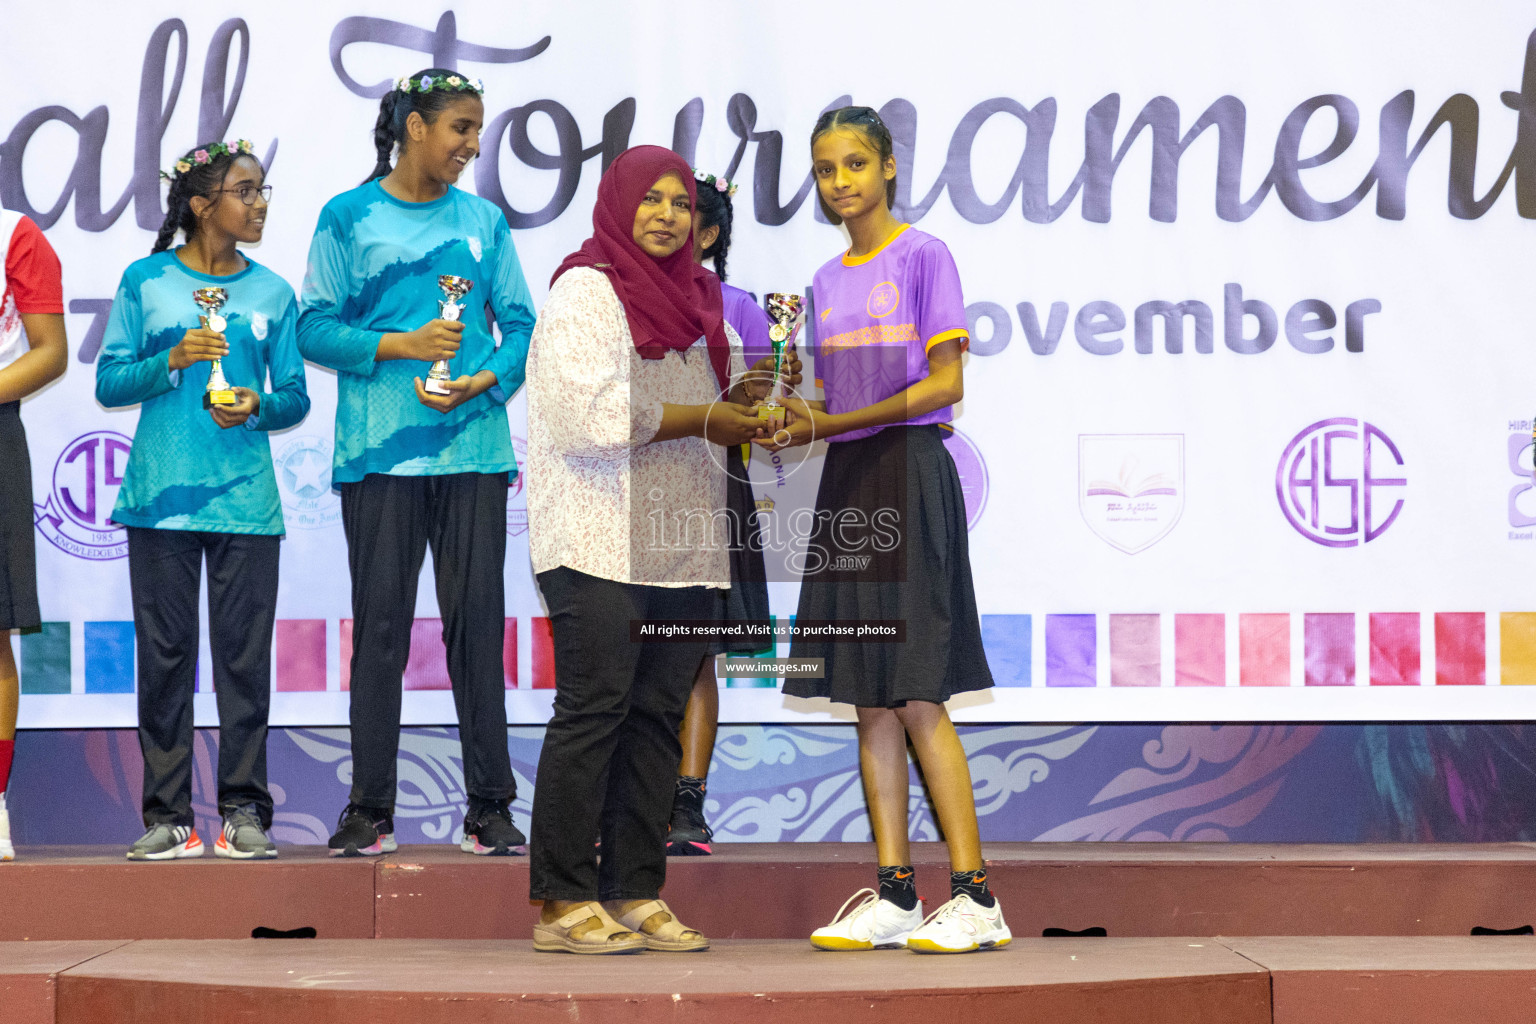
[
  {"xmin": 34, "ymin": 430, "xmax": 131, "ymax": 560},
  {"xmin": 251, "ymin": 312, "xmax": 269, "ymax": 341},
  {"xmin": 507, "ymin": 435, "xmax": 528, "ymax": 537},
  {"xmin": 275, "ymin": 435, "xmax": 340, "ymax": 530}
]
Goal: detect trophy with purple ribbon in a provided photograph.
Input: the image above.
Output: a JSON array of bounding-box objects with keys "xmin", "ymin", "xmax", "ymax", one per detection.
[
  {"xmin": 192, "ymin": 287, "xmax": 236, "ymax": 408},
  {"xmin": 756, "ymin": 292, "xmax": 803, "ymax": 430},
  {"xmin": 427, "ymin": 275, "xmax": 474, "ymax": 396}
]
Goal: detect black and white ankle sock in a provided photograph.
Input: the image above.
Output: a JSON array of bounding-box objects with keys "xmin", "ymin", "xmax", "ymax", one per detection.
[
  {"xmin": 950, "ymin": 869, "xmax": 996, "ymax": 908},
  {"xmin": 877, "ymin": 864, "xmax": 919, "ymax": 911}
]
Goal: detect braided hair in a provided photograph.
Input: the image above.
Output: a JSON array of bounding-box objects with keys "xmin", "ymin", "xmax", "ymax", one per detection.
[
  {"xmin": 366, "ymin": 68, "xmax": 482, "ymax": 183},
  {"xmin": 152, "ymin": 142, "xmax": 255, "ymax": 254},
  {"xmin": 809, "ymin": 106, "xmax": 898, "ymax": 225},
  {"xmin": 693, "ymin": 178, "xmax": 734, "ymax": 282}
]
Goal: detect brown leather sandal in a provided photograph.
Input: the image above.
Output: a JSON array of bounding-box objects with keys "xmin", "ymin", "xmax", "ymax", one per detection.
[
  {"xmin": 613, "ymin": 899, "xmax": 709, "ymax": 952},
  {"xmin": 533, "ymin": 902, "xmax": 647, "ymax": 954}
]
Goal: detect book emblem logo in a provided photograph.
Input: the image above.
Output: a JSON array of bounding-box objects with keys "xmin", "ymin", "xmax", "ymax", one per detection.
[{"xmin": 1078, "ymin": 434, "xmax": 1184, "ymax": 554}]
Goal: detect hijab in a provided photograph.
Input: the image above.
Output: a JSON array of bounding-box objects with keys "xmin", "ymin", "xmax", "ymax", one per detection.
[{"xmin": 551, "ymin": 145, "xmax": 731, "ymax": 390}]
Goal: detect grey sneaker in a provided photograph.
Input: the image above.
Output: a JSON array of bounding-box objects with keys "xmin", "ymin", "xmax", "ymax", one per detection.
[
  {"xmin": 215, "ymin": 804, "xmax": 277, "ymax": 860},
  {"xmin": 127, "ymin": 823, "xmax": 204, "ymax": 861}
]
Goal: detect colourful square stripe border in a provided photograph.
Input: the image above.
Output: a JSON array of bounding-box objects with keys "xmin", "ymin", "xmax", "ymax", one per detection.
[
  {"xmin": 1175, "ymin": 614, "xmax": 1225, "ymax": 687},
  {"xmin": 1045, "ymin": 614, "xmax": 1095, "ymax": 687},
  {"xmin": 275, "ymin": 619, "xmax": 326, "ymax": 692},
  {"xmin": 980, "ymin": 615, "xmax": 1030, "ymax": 687},
  {"xmin": 1369, "ymin": 613, "xmax": 1420, "ymax": 686},
  {"xmin": 341, "ymin": 619, "xmax": 519, "ymax": 691},
  {"xmin": 1109, "ymin": 615, "xmax": 1160, "ymax": 687},
  {"xmin": 19, "ymin": 622, "xmax": 70, "ymax": 694},
  {"xmin": 83, "ymin": 621, "xmax": 134, "ymax": 693}
]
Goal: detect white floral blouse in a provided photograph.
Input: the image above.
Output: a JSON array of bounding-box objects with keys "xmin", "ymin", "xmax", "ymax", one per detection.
[{"xmin": 527, "ymin": 268, "xmax": 746, "ymax": 588}]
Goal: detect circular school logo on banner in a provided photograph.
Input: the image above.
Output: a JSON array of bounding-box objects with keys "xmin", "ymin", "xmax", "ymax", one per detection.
[
  {"xmin": 938, "ymin": 424, "xmax": 988, "ymax": 530},
  {"xmin": 507, "ymin": 435, "xmax": 528, "ymax": 537},
  {"xmin": 1276, "ymin": 418, "xmax": 1406, "ymax": 548},
  {"xmin": 275, "ymin": 435, "xmax": 340, "ymax": 529},
  {"xmin": 33, "ymin": 430, "xmax": 131, "ymax": 560}
]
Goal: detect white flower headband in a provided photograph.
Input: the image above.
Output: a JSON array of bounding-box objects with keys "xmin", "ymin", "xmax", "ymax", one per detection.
[{"xmin": 395, "ymin": 73, "xmax": 485, "ymax": 95}]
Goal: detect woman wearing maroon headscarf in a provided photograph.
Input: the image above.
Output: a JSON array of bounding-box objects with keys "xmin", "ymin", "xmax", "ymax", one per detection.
[{"xmin": 525, "ymin": 146, "xmax": 788, "ymax": 954}]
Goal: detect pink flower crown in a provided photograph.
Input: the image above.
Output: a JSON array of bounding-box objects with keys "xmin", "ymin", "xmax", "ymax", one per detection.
[
  {"xmin": 160, "ymin": 139, "xmax": 256, "ymax": 181},
  {"xmin": 692, "ymin": 168, "xmax": 739, "ymax": 198}
]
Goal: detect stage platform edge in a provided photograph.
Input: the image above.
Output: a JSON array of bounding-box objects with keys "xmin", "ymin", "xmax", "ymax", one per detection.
[{"xmin": 3, "ymin": 842, "xmax": 1535, "ymax": 941}]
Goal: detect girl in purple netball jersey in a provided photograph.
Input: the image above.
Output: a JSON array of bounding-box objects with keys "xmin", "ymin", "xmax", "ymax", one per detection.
[{"xmin": 761, "ymin": 106, "xmax": 1008, "ymax": 954}]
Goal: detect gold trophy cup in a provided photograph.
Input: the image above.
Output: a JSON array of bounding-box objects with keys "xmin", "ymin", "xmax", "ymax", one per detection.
[
  {"xmin": 428, "ymin": 275, "xmax": 474, "ymax": 396},
  {"xmin": 192, "ymin": 287, "xmax": 236, "ymax": 409},
  {"xmin": 757, "ymin": 292, "xmax": 804, "ymax": 431}
]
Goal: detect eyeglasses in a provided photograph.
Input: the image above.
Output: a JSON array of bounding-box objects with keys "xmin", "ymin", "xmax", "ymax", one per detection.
[{"xmin": 210, "ymin": 184, "xmax": 272, "ymax": 206}]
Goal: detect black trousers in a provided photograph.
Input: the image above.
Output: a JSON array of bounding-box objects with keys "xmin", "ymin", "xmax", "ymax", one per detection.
[
  {"xmin": 0, "ymin": 402, "xmax": 40, "ymax": 631},
  {"xmin": 340, "ymin": 472, "xmax": 514, "ymax": 810},
  {"xmin": 529, "ymin": 567, "xmax": 713, "ymax": 901},
  {"xmin": 128, "ymin": 526, "xmax": 279, "ymax": 828}
]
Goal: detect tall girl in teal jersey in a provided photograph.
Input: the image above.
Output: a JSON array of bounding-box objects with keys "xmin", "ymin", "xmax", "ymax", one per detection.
[
  {"xmin": 97, "ymin": 139, "xmax": 309, "ymax": 861},
  {"xmin": 298, "ymin": 69, "xmax": 536, "ymax": 858}
]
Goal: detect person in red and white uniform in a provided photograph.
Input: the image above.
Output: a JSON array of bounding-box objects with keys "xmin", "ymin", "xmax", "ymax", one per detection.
[{"xmin": 0, "ymin": 209, "xmax": 69, "ymax": 861}]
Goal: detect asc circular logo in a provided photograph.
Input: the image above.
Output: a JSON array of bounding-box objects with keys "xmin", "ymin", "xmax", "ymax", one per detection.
[
  {"xmin": 275, "ymin": 435, "xmax": 340, "ymax": 530},
  {"xmin": 1276, "ymin": 417, "xmax": 1406, "ymax": 548},
  {"xmin": 507, "ymin": 435, "xmax": 528, "ymax": 537},
  {"xmin": 34, "ymin": 430, "xmax": 131, "ymax": 560},
  {"xmin": 937, "ymin": 424, "xmax": 988, "ymax": 531}
]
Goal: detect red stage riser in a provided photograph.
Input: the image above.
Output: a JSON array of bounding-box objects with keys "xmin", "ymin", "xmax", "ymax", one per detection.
[
  {"xmin": 5, "ymin": 844, "xmax": 1536, "ymax": 941},
  {"xmin": 49, "ymin": 939, "xmax": 1273, "ymax": 1024},
  {"xmin": 12, "ymin": 937, "xmax": 1536, "ymax": 1024},
  {"xmin": 0, "ymin": 850, "xmax": 375, "ymax": 940},
  {"xmin": 0, "ymin": 941, "xmax": 128, "ymax": 1024}
]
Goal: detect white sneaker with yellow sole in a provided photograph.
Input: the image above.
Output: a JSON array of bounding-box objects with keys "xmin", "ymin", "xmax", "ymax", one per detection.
[
  {"xmin": 809, "ymin": 888, "xmax": 924, "ymax": 950},
  {"xmin": 907, "ymin": 893, "xmax": 1011, "ymax": 953}
]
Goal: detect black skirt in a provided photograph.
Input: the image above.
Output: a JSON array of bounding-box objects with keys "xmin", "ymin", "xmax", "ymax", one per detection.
[
  {"xmin": 0, "ymin": 402, "xmax": 41, "ymax": 632},
  {"xmin": 709, "ymin": 444, "xmax": 771, "ymax": 656},
  {"xmin": 785, "ymin": 425, "xmax": 993, "ymax": 707}
]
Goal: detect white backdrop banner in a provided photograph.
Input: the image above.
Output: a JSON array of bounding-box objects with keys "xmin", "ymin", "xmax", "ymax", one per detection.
[{"xmin": 4, "ymin": 1, "xmax": 1536, "ymax": 725}]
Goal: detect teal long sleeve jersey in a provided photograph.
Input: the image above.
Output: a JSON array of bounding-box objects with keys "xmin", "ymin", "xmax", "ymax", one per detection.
[
  {"xmin": 95, "ymin": 250, "xmax": 310, "ymax": 535},
  {"xmin": 297, "ymin": 180, "xmax": 535, "ymax": 484}
]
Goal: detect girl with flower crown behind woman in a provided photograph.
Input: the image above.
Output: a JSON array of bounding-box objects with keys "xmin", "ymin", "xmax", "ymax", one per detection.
[
  {"xmin": 96, "ymin": 139, "xmax": 309, "ymax": 860},
  {"xmin": 760, "ymin": 106, "xmax": 1009, "ymax": 954},
  {"xmin": 665, "ymin": 168, "xmax": 782, "ymax": 856},
  {"xmin": 298, "ymin": 70, "xmax": 536, "ymax": 859}
]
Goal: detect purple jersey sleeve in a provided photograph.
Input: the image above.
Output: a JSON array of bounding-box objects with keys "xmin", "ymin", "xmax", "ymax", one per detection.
[
  {"xmin": 720, "ymin": 283, "xmax": 774, "ymax": 361},
  {"xmin": 911, "ymin": 239, "xmax": 969, "ymax": 352}
]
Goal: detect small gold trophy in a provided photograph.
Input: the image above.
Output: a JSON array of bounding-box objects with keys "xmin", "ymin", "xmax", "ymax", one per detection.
[
  {"xmin": 192, "ymin": 287, "xmax": 236, "ymax": 408},
  {"xmin": 757, "ymin": 293, "xmax": 803, "ymax": 431},
  {"xmin": 428, "ymin": 275, "xmax": 474, "ymax": 396}
]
